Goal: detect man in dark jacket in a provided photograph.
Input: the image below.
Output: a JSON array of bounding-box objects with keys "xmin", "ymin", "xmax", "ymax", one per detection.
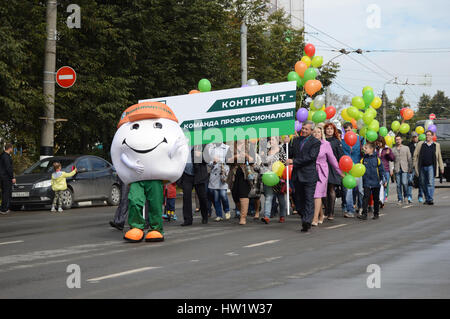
[
  {"xmin": 288, "ymin": 121, "xmax": 321, "ymax": 232},
  {"xmin": 0, "ymin": 143, "xmax": 15, "ymax": 215},
  {"xmin": 179, "ymin": 144, "xmax": 209, "ymax": 226}
]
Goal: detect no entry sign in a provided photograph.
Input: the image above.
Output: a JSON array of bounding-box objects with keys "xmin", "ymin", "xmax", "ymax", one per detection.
[
  {"xmin": 429, "ymin": 113, "xmax": 436, "ymax": 120},
  {"xmin": 56, "ymin": 66, "xmax": 76, "ymax": 88}
]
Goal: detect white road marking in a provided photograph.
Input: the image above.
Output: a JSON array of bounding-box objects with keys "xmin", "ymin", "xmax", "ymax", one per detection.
[
  {"xmin": 443, "ymin": 196, "xmax": 449, "ymax": 199},
  {"xmin": 225, "ymin": 252, "xmax": 239, "ymax": 256},
  {"xmin": 403, "ymin": 205, "xmax": 413, "ymax": 209},
  {"xmin": 379, "ymin": 214, "xmax": 386, "ymax": 216},
  {"xmin": 324, "ymin": 224, "xmax": 347, "ymax": 230},
  {"xmin": 87, "ymin": 266, "xmax": 161, "ymax": 283},
  {"xmin": 243, "ymin": 240, "xmax": 280, "ymax": 248},
  {"xmin": 0, "ymin": 240, "xmax": 24, "ymax": 246}
]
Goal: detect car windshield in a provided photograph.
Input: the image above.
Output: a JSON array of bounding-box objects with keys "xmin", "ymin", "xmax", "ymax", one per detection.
[{"xmin": 23, "ymin": 158, "xmax": 75, "ymax": 174}]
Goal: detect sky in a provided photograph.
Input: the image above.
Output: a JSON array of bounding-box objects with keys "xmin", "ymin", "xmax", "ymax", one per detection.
[{"xmin": 303, "ymin": 0, "xmax": 450, "ymax": 109}]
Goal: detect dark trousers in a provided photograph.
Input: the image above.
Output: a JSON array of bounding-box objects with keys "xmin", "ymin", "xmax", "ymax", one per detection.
[
  {"xmin": 293, "ymin": 180, "xmax": 316, "ymax": 224},
  {"xmin": 362, "ymin": 186, "xmax": 380, "ymax": 216},
  {"xmin": 1, "ymin": 177, "xmax": 12, "ymax": 212},
  {"xmin": 182, "ymin": 174, "xmax": 208, "ymax": 224},
  {"xmin": 113, "ymin": 180, "xmax": 130, "ymax": 227}
]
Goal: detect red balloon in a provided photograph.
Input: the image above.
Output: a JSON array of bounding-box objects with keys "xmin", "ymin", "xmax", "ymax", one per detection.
[
  {"xmin": 400, "ymin": 107, "xmax": 406, "ymax": 117},
  {"xmin": 325, "ymin": 106, "xmax": 336, "ymax": 119},
  {"xmin": 282, "ymin": 165, "xmax": 293, "ymax": 180},
  {"xmin": 339, "ymin": 155, "xmax": 353, "ymax": 173},
  {"xmin": 344, "ymin": 131, "xmax": 357, "ymax": 147},
  {"xmin": 433, "ymin": 135, "xmax": 437, "ymax": 142},
  {"xmin": 304, "ymin": 43, "xmax": 316, "ymax": 57}
]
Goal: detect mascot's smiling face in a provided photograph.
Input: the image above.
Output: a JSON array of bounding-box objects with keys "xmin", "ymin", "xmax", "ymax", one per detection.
[{"xmin": 111, "ymin": 105, "xmax": 188, "ymax": 185}]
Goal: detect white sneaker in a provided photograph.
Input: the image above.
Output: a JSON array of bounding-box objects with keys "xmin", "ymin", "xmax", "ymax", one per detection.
[
  {"xmin": 51, "ymin": 206, "xmax": 56, "ymax": 212},
  {"xmin": 58, "ymin": 207, "xmax": 63, "ymax": 212},
  {"xmin": 225, "ymin": 212, "xmax": 231, "ymax": 220},
  {"xmin": 215, "ymin": 217, "xmax": 223, "ymax": 222}
]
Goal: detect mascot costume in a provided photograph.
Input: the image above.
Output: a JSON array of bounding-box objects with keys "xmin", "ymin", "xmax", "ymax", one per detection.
[{"xmin": 111, "ymin": 102, "xmax": 188, "ymax": 243}]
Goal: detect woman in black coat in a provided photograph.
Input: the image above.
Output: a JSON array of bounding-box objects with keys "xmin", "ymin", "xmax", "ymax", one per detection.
[{"xmin": 324, "ymin": 123, "xmax": 344, "ymax": 220}]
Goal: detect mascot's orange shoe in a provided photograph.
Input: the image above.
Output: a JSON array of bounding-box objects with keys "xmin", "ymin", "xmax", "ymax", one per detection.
[
  {"xmin": 145, "ymin": 230, "xmax": 164, "ymax": 242},
  {"xmin": 124, "ymin": 228, "xmax": 144, "ymax": 243}
]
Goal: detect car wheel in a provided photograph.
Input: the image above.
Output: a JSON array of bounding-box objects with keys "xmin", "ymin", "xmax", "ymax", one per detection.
[
  {"xmin": 61, "ymin": 188, "xmax": 74, "ymax": 210},
  {"xmin": 107, "ymin": 184, "xmax": 120, "ymax": 206}
]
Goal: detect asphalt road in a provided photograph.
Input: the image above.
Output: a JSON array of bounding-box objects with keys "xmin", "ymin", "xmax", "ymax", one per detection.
[{"xmin": 0, "ymin": 183, "xmax": 449, "ymax": 299}]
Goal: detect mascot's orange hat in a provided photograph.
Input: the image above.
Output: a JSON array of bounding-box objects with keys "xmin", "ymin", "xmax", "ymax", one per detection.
[{"xmin": 117, "ymin": 102, "xmax": 178, "ymax": 128}]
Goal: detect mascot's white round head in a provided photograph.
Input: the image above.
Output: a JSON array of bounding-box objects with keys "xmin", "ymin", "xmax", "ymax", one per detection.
[{"xmin": 111, "ymin": 102, "xmax": 189, "ymax": 185}]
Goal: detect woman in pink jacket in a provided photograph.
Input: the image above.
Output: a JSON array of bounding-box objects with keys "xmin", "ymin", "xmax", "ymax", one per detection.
[{"xmin": 312, "ymin": 127, "xmax": 344, "ymax": 226}]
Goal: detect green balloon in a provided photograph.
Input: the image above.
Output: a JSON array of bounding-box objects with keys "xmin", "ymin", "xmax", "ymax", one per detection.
[
  {"xmin": 312, "ymin": 110, "xmax": 327, "ymax": 123},
  {"xmin": 352, "ymin": 96, "xmax": 365, "ymax": 109},
  {"xmin": 368, "ymin": 119, "xmax": 380, "ymax": 132},
  {"xmin": 198, "ymin": 78, "xmax": 211, "ymax": 92},
  {"xmin": 287, "ymin": 71, "xmax": 302, "ymax": 88},
  {"xmin": 379, "ymin": 127, "xmax": 388, "ymax": 137},
  {"xmin": 311, "ymin": 56, "xmax": 323, "ymax": 68},
  {"xmin": 359, "ymin": 127, "xmax": 367, "ymax": 137},
  {"xmin": 363, "ymin": 90, "xmax": 375, "ymax": 107},
  {"xmin": 342, "ymin": 174, "xmax": 357, "ymax": 189},
  {"xmin": 399, "ymin": 123, "xmax": 410, "ymax": 134},
  {"xmin": 366, "ymin": 129, "xmax": 378, "ymax": 142},
  {"xmin": 419, "ymin": 133, "xmax": 426, "ymax": 141},
  {"xmin": 262, "ymin": 171, "xmax": 280, "ymax": 187},
  {"xmin": 362, "ymin": 86, "xmax": 373, "ymax": 95},
  {"xmin": 303, "ymin": 67, "xmax": 317, "ymax": 81},
  {"xmin": 347, "ymin": 106, "xmax": 359, "ymax": 119},
  {"xmin": 391, "ymin": 120, "xmax": 401, "ymax": 132},
  {"xmin": 356, "ymin": 111, "xmax": 364, "ymax": 120},
  {"xmin": 365, "ymin": 107, "xmax": 377, "ymax": 119},
  {"xmin": 363, "ymin": 113, "xmax": 375, "ymax": 126},
  {"xmin": 350, "ymin": 163, "xmax": 366, "ymax": 178}
]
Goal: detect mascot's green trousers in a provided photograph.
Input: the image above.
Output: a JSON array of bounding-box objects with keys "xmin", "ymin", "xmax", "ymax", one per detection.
[{"xmin": 124, "ymin": 180, "xmax": 164, "ymax": 243}]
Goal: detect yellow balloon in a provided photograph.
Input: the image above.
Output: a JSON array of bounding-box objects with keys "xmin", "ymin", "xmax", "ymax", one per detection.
[
  {"xmin": 301, "ymin": 56, "xmax": 311, "ymax": 68},
  {"xmin": 308, "ymin": 110, "xmax": 315, "ymax": 121},
  {"xmin": 320, "ymin": 105, "xmax": 326, "ymax": 112},
  {"xmin": 415, "ymin": 126, "xmax": 424, "ymax": 135},
  {"xmin": 371, "ymin": 96, "xmax": 382, "ymax": 109},
  {"xmin": 272, "ymin": 161, "xmax": 285, "ymax": 177},
  {"xmin": 309, "ymin": 100, "xmax": 316, "ymax": 110},
  {"xmin": 341, "ymin": 108, "xmax": 352, "ymax": 122},
  {"xmin": 385, "ymin": 135, "xmax": 393, "ymax": 147}
]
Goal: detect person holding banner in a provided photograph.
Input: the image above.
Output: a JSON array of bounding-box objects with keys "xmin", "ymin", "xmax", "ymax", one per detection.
[{"xmin": 288, "ymin": 121, "xmax": 321, "ymax": 233}]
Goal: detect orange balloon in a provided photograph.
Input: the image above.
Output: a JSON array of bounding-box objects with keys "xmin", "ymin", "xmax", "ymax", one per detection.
[
  {"xmin": 351, "ymin": 118, "xmax": 357, "ymax": 129},
  {"xmin": 295, "ymin": 61, "xmax": 308, "ymax": 78},
  {"xmin": 402, "ymin": 108, "xmax": 414, "ymax": 120},
  {"xmin": 304, "ymin": 80, "xmax": 322, "ymax": 96},
  {"xmin": 189, "ymin": 90, "xmax": 200, "ymax": 94}
]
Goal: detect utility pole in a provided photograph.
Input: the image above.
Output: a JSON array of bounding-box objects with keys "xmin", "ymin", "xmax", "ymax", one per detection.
[
  {"xmin": 240, "ymin": 21, "xmax": 247, "ymax": 86},
  {"xmin": 41, "ymin": 0, "xmax": 57, "ymax": 159}
]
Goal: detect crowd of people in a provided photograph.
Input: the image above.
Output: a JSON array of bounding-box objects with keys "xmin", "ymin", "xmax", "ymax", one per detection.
[{"xmin": 109, "ymin": 120, "xmax": 445, "ymax": 234}]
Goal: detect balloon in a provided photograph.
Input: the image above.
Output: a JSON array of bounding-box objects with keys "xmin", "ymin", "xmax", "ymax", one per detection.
[
  {"xmin": 339, "ymin": 155, "xmax": 354, "ymax": 172},
  {"xmin": 303, "ymin": 67, "xmax": 317, "ymax": 81},
  {"xmin": 313, "ymin": 95, "xmax": 325, "ymax": 109},
  {"xmin": 379, "ymin": 127, "xmax": 388, "ymax": 137},
  {"xmin": 309, "ymin": 100, "xmax": 316, "ymax": 110},
  {"xmin": 247, "ymin": 79, "xmax": 258, "ymax": 86},
  {"xmin": 304, "ymin": 43, "xmax": 316, "ymax": 57},
  {"xmin": 304, "ymin": 80, "xmax": 322, "ymax": 96},
  {"xmin": 325, "ymin": 106, "xmax": 336, "ymax": 119},
  {"xmin": 415, "ymin": 126, "xmax": 424, "ymax": 135},
  {"xmin": 295, "ymin": 61, "xmax": 308, "ymax": 78},
  {"xmin": 419, "ymin": 134, "xmax": 426, "ymax": 141},
  {"xmin": 351, "ymin": 118, "xmax": 357, "ymax": 129},
  {"xmin": 287, "ymin": 71, "xmax": 301, "ymax": 87},
  {"xmin": 385, "ymin": 135, "xmax": 394, "ymax": 146},
  {"xmin": 424, "ymin": 120, "xmax": 433, "ymax": 130},
  {"xmin": 344, "ymin": 131, "xmax": 357, "ymax": 147},
  {"xmin": 308, "ymin": 110, "xmax": 315, "ymax": 121},
  {"xmin": 433, "ymin": 135, "xmax": 437, "ymax": 142},
  {"xmin": 391, "ymin": 121, "xmax": 401, "ymax": 132},
  {"xmin": 363, "ymin": 90, "xmax": 375, "ymax": 107},
  {"xmin": 241, "ymin": 84, "xmax": 249, "ymax": 88},
  {"xmin": 295, "ymin": 121, "xmax": 302, "ymax": 132},
  {"xmin": 189, "ymin": 90, "xmax": 200, "ymax": 94},
  {"xmin": 350, "ymin": 163, "xmax": 366, "ymax": 178},
  {"xmin": 356, "ymin": 118, "xmax": 365, "ymax": 129},
  {"xmin": 342, "ymin": 174, "xmax": 357, "ymax": 189},
  {"xmin": 301, "ymin": 55, "xmax": 312, "ymax": 67},
  {"xmin": 198, "ymin": 78, "xmax": 211, "ymax": 92},
  {"xmin": 402, "ymin": 108, "xmax": 414, "ymax": 120},
  {"xmin": 352, "ymin": 96, "xmax": 365, "ymax": 109},
  {"xmin": 399, "ymin": 123, "xmax": 410, "ymax": 134},
  {"xmin": 368, "ymin": 119, "xmax": 380, "ymax": 132},
  {"xmin": 262, "ymin": 171, "xmax": 280, "ymax": 187},
  {"xmin": 356, "ymin": 111, "xmax": 364, "ymax": 120},
  {"xmin": 282, "ymin": 165, "xmax": 293, "ymax": 180},
  {"xmin": 312, "ymin": 110, "xmax": 326, "ymax": 123},
  {"xmin": 400, "ymin": 108, "xmax": 406, "ymax": 118},
  {"xmin": 366, "ymin": 129, "xmax": 378, "ymax": 142},
  {"xmin": 362, "ymin": 86, "xmax": 373, "ymax": 95},
  {"xmin": 365, "ymin": 107, "xmax": 377, "ymax": 119},
  {"xmin": 428, "ymin": 124, "xmax": 437, "ymax": 133},
  {"xmin": 272, "ymin": 161, "xmax": 285, "ymax": 178},
  {"xmin": 311, "ymin": 56, "xmax": 323, "ymax": 68},
  {"xmin": 371, "ymin": 96, "xmax": 382, "ymax": 109},
  {"xmin": 296, "ymin": 108, "xmax": 309, "ymax": 122},
  {"xmin": 340, "ymin": 108, "xmax": 351, "ymax": 122},
  {"xmin": 347, "ymin": 106, "xmax": 359, "ymax": 119},
  {"xmin": 363, "ymin": 112, "xmax": 374, "ymax": 126},
  {"xmin": 359, "ymin": 127, "xmax": 367, "ymax": 138}
]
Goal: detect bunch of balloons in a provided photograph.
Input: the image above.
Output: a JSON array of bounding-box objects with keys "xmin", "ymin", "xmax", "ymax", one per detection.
[
  {"xmin": 414, "ymin": 114, "xmax": 437, "ymax": 142},
  {"xmin": 262, "ymin": 160, "xmax": 292, "ymax": 186},
  {"xmin": 338, "ymin": 155, "xmax": 366, "ymax": 189},
  {"xmin": 288, "ymin": 43, "xmax": 323, "ymax": 96},
  {"xmin": 341, "ymin": 86, "xmax": 382, "ymax": 143}
]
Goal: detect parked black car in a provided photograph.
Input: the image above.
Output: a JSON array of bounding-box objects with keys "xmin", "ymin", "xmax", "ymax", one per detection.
[{"xmin": 10, "ymin": 155, "xmax": 120, "ymax": 210}]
